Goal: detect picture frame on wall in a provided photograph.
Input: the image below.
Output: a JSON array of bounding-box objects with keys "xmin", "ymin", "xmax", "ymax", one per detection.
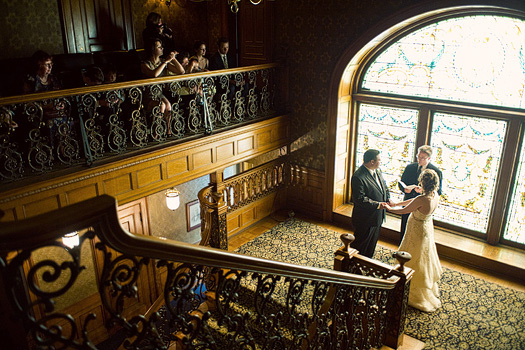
[{"xmin": 186, "ymin": 200, "xmax": 201, "ymax": 232}]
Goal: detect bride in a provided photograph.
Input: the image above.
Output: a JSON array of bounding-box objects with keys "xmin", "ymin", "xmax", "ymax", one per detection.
[{"xmin": 386, "ymin": 169, "xmax": 442, "ymax": 312}]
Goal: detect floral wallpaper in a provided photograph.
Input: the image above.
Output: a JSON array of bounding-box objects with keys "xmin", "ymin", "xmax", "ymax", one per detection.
[
  {"xmin": 0, "ymin": 0, "xmax": 216, "ymax": 60},
  {"xmin": 273, "ymin": 0, "xmax": 425, "ymax": 171},
  {"xmin": 147, "ymin": 175, "xmax": 210, "ymax": 243},
  {"xmin": 131, "ymin": 0, "xmax": 219, "ymax": 55},
  {"xmin": 0, "ymin": 0, "xmax": 63, "ymax": 59}
]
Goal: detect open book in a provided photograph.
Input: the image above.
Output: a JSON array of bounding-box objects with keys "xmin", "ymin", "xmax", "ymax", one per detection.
[{"xmin": 398, "ymin": 180, "xmax": 418, "ymax": 192}]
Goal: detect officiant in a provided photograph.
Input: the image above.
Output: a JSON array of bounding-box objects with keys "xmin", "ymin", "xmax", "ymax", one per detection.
[{"xmin": 398, "ymin": 145, "xmax": 443, "ymax": 240}]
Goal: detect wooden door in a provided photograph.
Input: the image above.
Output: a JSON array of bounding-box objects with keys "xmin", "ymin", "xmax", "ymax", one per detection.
[
  {"xmin": 113, "ymin": 198, "xmax": 158, "ymax": 318},
  {"xmin": 60, "ymin": 0, "xmax": 135, "ymax": 53},
  {"xmin": 238, "ymin": 1, "xmax": 274, "ymax": 66}
]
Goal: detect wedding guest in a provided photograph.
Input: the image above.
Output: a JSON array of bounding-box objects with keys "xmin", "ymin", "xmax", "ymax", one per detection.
[
  {"xmin": 398, "ymin": 145, "xmax": 442, "ymax": 240},
  {"xmin": 387, "ymin": 169, "xmax": 442, "ymax": 312},
  {"xmin": 23, "ymin": 50, "xmax": 61, "ymax": 94},
  {"xmin": 141, "ymin": 39, "xmax": 185, "ymax": 78},
  {"xmin": 103, "ymin": 63, "xmax": 118, "ymax": 84},
  {"xmin": 177, "ymin": 51, "xmax": 190, "ymax": 72},
  {"xmin": 185, "ymin": 57, "xmax": 200, "ymax": 74},
  {"xmin": 190, "ymin": 41, "xmax": 209, "ymax": 72},
  {"xmin": 209, "ymin": 37, "xmax": 235, "ymax": 70},
  {"xmin": 142, "ymin": 12, "xmax": 175, "ymax": 54},
  {"xmin": 23, "ymin": 50, "xmax": 64, "ymax": 147},
  {"xmin": 82, "ymin": 65, "xmax": 104, "ymax": 86},
  {"xmin": 141, "ymin": 39, "xmax": 184, "ymax": 136}
]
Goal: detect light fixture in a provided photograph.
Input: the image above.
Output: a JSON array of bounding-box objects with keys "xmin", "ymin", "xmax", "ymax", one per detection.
[
  {"xmin": 166, "ymin": 188, "xmax": 181, "ymax": 210},
  {"xmin": 180, "ymin": 0, "xmax": 271, "ymax": 13},
  {"xmin": 227, "ymin": 0, "xmax": 271, "ymax": 13},
  {"xmin": 62, "ymin": 231, "xmax": 80, "ymax": 249},
  {"xmin": 161, "ymin": 0, "xmax": 172, "ymax": 7}
]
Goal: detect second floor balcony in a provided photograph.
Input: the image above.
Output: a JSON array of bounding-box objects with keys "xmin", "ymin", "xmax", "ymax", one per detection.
[{"xmin": 0, "ymin": 63, "xmax": 283, "ymax": 187}]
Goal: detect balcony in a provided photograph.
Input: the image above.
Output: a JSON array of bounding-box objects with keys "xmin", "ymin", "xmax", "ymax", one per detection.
[{"xmin": 0, "ymin": 64, "xmax": 290, "ymax": 220}]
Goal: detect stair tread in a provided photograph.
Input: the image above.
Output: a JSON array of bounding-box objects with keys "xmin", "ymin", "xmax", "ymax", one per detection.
[{"xmin": 377, "ymin": 334, "xmax": 425, "ymax": 350}]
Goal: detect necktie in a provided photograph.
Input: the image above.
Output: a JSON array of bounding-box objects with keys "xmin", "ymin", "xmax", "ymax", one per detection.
[
  {"xmin": 374, "ymin": 171, "xmax": 383, "ymax": 192},
  {"xmin": 222, "ymin": 55, "xmax": 228, "ymax": 69},
  {"xmin": 417, "ymin": 165, "xmax": 421, "ymax": 176}
]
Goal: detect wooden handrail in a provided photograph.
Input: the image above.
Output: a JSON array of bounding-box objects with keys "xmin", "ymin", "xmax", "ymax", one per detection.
[
  {"xmin": 0, "ymin": 63, "xmax": 280, "ymax": 106},
  {"xmin": 0, "ymin": 194, "xmax": 397, "ymax": 290}
]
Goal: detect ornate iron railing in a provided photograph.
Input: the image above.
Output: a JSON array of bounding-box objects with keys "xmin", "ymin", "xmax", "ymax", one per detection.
[
  {"xmin": 0, "ymin": 195, "xmax": 411, "ymax": 350},
  {"xmin": 0, "ymin": 64, "xmax": 279, "ymax": 182}
]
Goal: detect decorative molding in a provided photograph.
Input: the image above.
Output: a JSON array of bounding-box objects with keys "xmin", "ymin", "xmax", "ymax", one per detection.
[{"xmin": 0, "ymin": 115, "xmax": 290, "ymax": 220}]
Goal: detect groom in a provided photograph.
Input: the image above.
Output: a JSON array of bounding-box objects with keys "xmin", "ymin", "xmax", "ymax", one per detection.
[{"xmin": 350, "ymin": 149, "xmax": 392, "ymax": 258}]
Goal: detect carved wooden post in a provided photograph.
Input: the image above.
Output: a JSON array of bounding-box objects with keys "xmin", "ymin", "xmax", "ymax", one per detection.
[
  {"xmin": 383, "ymin": 251, "xmax": 413, "ymax": 349},
  {"xmin": 199, "ymin": 170, "xmax": 228, "ymax": 250},
  {"xmin": 333, "ymin": 234, "xmax": 414, "ymax": 349}
]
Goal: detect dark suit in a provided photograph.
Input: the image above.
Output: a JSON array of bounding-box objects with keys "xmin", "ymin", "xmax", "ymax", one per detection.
[
  {"xmin": 398, "ymin": 162, "xmax": 442, "ymax": 238},
  {"xmin": 209, "ymin": 52, "xmax": 235, "ymax": 71},
  {"xmin": 351, "ymin": 165, "xmax": 390, "ymax": 258}
]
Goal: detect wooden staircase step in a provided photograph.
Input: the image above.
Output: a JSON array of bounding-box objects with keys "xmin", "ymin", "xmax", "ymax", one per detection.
[{"xmin": 377, "ymin": 334, "xmax": 425, "ymax": 350}]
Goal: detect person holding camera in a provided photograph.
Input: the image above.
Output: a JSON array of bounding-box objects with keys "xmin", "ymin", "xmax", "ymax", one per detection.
[{"xmin": 142, "ymin": 12, "xmax": 175, "ymax": 55}]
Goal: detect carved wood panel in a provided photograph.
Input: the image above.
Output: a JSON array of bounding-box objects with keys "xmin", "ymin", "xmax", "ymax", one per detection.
[
  {"xmin": 239, "ymin": 1, "xmax": 274, "ymax": 66},
  {"xmin": 60, "ymin": 0, "xmax": 135, "ymax": 53}
]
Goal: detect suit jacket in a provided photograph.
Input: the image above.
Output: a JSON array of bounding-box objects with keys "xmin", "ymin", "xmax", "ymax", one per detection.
[
  {"xmin": 351, "ymin": 165, "xmax": 390, "ymax": 230},
  {"xmin": 209, "ymin": 52, "xmax": 235, "ymax": 71},
  {"xmin": 399, "ymin": 162, "xmax": 442, "ymax": 200}
]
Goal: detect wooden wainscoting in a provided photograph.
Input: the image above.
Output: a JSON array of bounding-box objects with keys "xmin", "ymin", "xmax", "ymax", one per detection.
[
  {"xmin": 286, "ymin": 165, "xmax": 326, "ymax": 220},
  {"xmin": 0, "ymin": 115, "xmax": 289, "ymax": 222},
  {"xmin": 227, "ymin": 191, "xmax": 284, "ymax": 237}
]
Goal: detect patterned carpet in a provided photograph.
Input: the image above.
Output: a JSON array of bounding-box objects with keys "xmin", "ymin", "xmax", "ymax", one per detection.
[{"xmin": 235, "ymin": 218, "xmax": 525, "ymax": 350}]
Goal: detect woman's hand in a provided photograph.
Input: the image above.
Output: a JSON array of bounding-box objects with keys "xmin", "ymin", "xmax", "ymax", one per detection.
[
  {"xmin": 166, "ymin": 51, "xmax": 178, "ymax": 62},
  {"xmin": 388, "ymin": 199, "xmax": 398, "ymax": 207}
]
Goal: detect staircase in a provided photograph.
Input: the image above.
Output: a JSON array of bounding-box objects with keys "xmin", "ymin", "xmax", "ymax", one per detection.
[{"xmin": 0, "ymin": 195, "xmax": 413, "ymax": 349}]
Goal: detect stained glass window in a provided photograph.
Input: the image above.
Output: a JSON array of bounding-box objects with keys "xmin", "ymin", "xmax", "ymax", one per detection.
[
  {"xmin": 504, "ymin": 131, "xmax": 525, "ymax": 245},
  {"xmin": 355, "ymin": 104, "xmax": 419, "ymax": 202},
  {"xmin": 430, "ymin": 113, "xmax": 507, "ymax": 232},
  {"xmin": 362, "ymin": 15, "xmax": 525, "ymax": 109}
]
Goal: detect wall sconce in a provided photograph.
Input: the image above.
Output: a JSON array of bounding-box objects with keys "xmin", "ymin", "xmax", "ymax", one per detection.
[
  {"xmin": 62, "ymin": 231, "xmax": 80, "ymax": 249},
  {"xmin": 166, "ymin": 188, "xmax": 181, "ymax": 210}
]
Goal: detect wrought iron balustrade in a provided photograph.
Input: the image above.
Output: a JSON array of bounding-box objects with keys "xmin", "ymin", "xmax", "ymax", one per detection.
[
  {"xmin": 0, "ymin": 195, "xmax": 410, "ymax": 350},
  {"xmin": 0, "ymin": 64, "xmax": 279, "ymax": 183}
]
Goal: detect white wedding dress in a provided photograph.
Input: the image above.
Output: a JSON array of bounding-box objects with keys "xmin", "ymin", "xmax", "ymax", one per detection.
[{"xmin": 398, "ymin": 194, "xmax": 442, "ymax": 312}]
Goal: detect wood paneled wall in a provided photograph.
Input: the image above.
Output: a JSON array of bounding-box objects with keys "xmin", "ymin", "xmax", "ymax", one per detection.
[
  {"xmin": 0, "ymin": 115, "xmax": 289, "ymax": 221},
  {"xmin": 227, "ymin": 191, "xmax": 283, "ymax": 236},
  {"xmin": 61, "ymin": 0, "xmax": 135, "ymax": 53},
  {"xmin": 287, "ymin": 165, "xmax": 326, "ymax": 220}
]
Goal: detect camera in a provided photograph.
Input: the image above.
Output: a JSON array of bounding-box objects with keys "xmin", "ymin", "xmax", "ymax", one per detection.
[{"xmin": 159, "ymin": 23, "xmax": 172, "ymax": 36}]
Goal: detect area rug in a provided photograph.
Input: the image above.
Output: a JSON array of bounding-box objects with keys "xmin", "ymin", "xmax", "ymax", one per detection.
[{"xmin": 235, "ymin": 218, "xmax": 525, "ymax": 350}]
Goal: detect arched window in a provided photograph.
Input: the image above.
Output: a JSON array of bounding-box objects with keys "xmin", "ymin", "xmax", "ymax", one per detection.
[{"xmin": 351, "ymin": 13, "xmax": 525, "ymax": 248}]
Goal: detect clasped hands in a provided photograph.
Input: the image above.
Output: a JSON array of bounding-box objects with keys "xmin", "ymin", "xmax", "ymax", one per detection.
[
  {"xmin": 380, "ymin": 200, "xmax": 403, "ymax": 211},
  {"xmin": 165, "ymin": 51, "xmax": 179, "ymax": 62}
]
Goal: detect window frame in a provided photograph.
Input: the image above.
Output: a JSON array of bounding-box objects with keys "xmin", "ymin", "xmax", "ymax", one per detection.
[{"xmin": 348, "ymin": 11, "xmax": 525, "ymax": 248}]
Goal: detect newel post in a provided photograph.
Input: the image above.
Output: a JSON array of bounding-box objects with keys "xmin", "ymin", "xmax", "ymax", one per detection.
[{"xmin": 199, "ymin": 170, "xmax": 228, "ymax": 249}]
